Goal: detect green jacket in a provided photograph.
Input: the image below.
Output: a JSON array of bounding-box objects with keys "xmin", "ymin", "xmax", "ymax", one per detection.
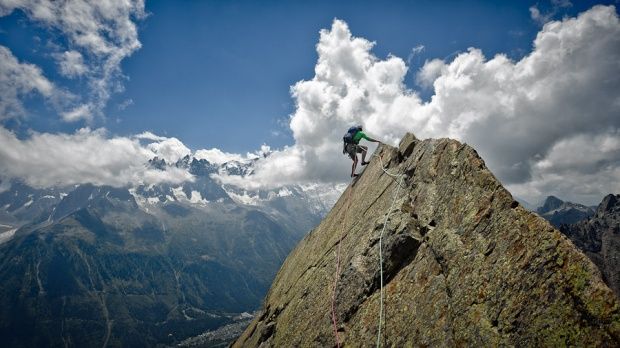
[{"xmin": 353, "ymin": 131, "xmax": 370, "ymax": 144}]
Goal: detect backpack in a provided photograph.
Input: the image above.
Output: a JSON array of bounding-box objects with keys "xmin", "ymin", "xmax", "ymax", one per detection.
[
  {"xmin": 342, "ymin": 126, "xmax": 361, "ymax": 155},
  {"xmin": 343, "ymin": 126, "xmax": 361, "ymax": 144}
]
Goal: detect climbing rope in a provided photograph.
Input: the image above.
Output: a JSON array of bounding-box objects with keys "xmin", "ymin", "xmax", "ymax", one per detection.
[
  {"xmin": 374, "ymin": 153, "xmax": 406, "ymax": 188},
  {"xmin": 331, "ymin": 150, "xmax": 405, "ymax": 348},
  {"xmin": 373, "ymin": 153, "xmax": 406, "ymax": 348},
  {"xmin": 331, "ymin": 182, "xmax": 353, "ymax": 348}
]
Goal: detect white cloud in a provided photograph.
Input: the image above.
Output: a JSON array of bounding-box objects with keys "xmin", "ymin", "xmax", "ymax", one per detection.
[
  {"xmin": 213, "ymin": 6, "xmax": 620, "ymax": 205},
  {"xmin": 258, "ymin": 144, "xmax": 271, "ymax": 157},
  {"xmin": 0, "ymin": 46, "xmax": 56, "ymax": 119},
  {"xmin": 508, "ymin": 130, "xmax": 620, "ymax": 204},
  {"xmin": 531, "ymin": 0, "xmax": 574, "ymax": 25},
  {"xmin": 0, "ymin": 0, "xmax": 146, "ymax": 120},
  {"xmin": 416, "ymin": 58, "xmax": 445, "ymax": 88},
  {"xmin": 144, "ymin": 137, "xmax": 191, "ymax": 164},
  {"xmin": 1, "ymin": 4, "xmax": 617, "ymax": 206},
  {"xmin": 61, "ymin": 103, "xmax": 93, "ymax": 122},
  {"xmin": 530, "ymin": 6, "xmax": 552, "ymax": 25},
  {"xmin": 55, "ymin": 50, "xmax": 87, "ymax": 78},
  {"xmin": 533, "ymin": 131, "xmax": 620, "ymax": 172},
  {"xmin": 118, "ymin": 98, "xmax": 133, "ymax": 110},
  {"xmin": 136, "ymin": 131, "xmax": 198, "ymax": 164},
  {"xmin": 194, "ymin": 146, "xmax": 271, "ymax": 166},
  {"xmin": 134, "ymin": 131, "xmax": 192, "ymax": 163},
  {"xmin": 135, "ymin": 131, "xmax": 169, "ymax": 142},
  {"xmin": 0, "ymin": 127, "xmax": 193, "ymax": 188},
  {"xmin": 406, "ymin": 44, "xmax": 425, "ymax": 65}
]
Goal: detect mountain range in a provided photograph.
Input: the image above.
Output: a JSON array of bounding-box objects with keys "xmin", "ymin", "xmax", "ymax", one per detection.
[
  {"xmin": 2, "ymin": 145, "xmax": 617, "ymax": 346},
  {"xmin": 0, "ymin": 155, "xmax": 341, "ymax": 347},
  {"xmin": 535, "ymin": 195, "xmax": 596, "ymax": 228}
]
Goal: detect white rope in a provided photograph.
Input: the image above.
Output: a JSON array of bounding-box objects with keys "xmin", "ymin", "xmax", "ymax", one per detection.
[
  {"xmin": 373, "ymin": 153, "xmax": 405, "ymax": 347},
  {"xmin": 373, "ymin": 153, "xmax": 406, "ymax": 187}
]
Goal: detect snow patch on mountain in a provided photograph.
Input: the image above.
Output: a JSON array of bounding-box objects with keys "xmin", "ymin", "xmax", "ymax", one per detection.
[
  {"xmin": 194, "ymin": 148, "xmax": 247, "ymax": 165},
  {"xmin": 3, "ymin": 153, "xmax": 344, "ymax": 225},
  {"xmin": 171, "ymin": 186, "xmax": 188, "ymax": 202},
  {"xmin": 225, "ymin": 190, "xmax": 261, "ymax": 206},
  {"xmin": 299, "ymin": 182, "xmax": 347, "ymax": 213},
  {"xmin": 0, "ymin": 228, "xmax": 16, "ymax": 244},
  {"xmin": 189, "ymin": 190, "xmax": 209, "ymax": 205},
  {"xmin": 277, "ymin": 188, "xmax": 293, "ymax": 197}
]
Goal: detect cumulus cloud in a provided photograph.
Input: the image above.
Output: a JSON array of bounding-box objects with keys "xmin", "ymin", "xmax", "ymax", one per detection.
[
  {"xmin": 214, "ymin": 18, "xmax": 420, "ymax": 189},
  {"xmin": 0, "ymin": 0, "xmax": 146, "ymax": 121},
  {"xmin": 2, "ymin": 4, "xmax": 617, "ymax": 205},
  {"xmin": 214, "ymin": 5, "xmax": 620, "ymax": 205},
  {"xmin": 415, "ymin": 58, "xmax": 445, "ymax": 88},
  {"xmin": 509, "ymin": 130, "xmax": 620, "ymax": 203},
  {"xmin": 0, "ymin": 127, "xmax": 193, "ymax": 188},
  {"xmin": 134, "ymin": 131, "xmax": 192, "ymax": 163},
  {"xmin": 0, "ymin": 46, "xmax": 57, "ymax": 119},
  {"xmin": 135, "ymin": 131, "xmax": 168, "ymax": 142},
  {"xmin": 144, "ymin": 137, "xmax": 191, "ymax": 163}
]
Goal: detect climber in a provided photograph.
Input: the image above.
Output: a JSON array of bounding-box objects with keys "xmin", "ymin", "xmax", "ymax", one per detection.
[{"xmin": 342, "ymin": 125, "xmax": 381, "ymax": 178}]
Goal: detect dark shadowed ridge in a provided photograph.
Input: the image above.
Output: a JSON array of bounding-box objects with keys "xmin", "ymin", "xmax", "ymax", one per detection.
[{"xmin": 560, "ymin": 194, "xmax": 620, "ymax": 299}]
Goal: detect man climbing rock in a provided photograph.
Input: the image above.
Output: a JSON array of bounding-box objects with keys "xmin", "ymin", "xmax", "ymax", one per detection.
[{"xmin": 343, "ymin": 125, "xmax": 381, "ymax": 177}]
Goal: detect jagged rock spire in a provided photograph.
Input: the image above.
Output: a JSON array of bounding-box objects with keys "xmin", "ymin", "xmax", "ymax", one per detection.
[{"xmin": 234, "ymin": 133, "xmax": 620, "ymax": 347}]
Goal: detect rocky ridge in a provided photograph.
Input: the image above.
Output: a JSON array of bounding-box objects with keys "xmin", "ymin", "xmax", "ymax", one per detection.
[{"xmin": 235, "ymin": 133, "xmax": 620, "ymax": 346}]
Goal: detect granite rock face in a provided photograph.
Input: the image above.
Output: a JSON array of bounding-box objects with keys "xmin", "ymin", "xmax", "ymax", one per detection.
[
  {"xmin": 560, "ymin": 194, "xmax": 620, "ymax": 299},
  {"xmin": 234, "ymin": 133, "xmax": 620, "ymax": 347}
]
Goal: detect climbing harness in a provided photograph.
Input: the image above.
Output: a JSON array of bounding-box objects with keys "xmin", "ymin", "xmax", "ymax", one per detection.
[{"xmin": 330, "ymin": 151, "xmax": 406, "ymax": 348}]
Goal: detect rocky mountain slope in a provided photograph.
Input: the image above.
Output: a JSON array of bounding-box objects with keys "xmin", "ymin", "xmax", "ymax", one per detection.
[
  {"xmin": 560, "ymin": 194, "xmax": 620, "ymax": 299},
  {"xmin": 536, "ymin": 195, "xmax": 595, "ymax": 227},
  {"xmin": 235, "ymin": 133, "xmax": 620, "ymax": 347},
  {"xmin": 0, "ymin": 156, "xmax": 340, "ymax": 347},
  {"xmin": 0, "ymin": 187, "xmax": 301, "ymax": 347}
]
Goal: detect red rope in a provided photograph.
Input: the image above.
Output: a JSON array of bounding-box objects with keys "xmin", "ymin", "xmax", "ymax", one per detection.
[{"xmin": 331, "ymin": 181, "xmax": 354, "ymax": 348}]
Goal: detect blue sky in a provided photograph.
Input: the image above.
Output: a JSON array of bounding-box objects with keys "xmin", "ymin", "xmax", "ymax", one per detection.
[
  {"xmin": 0, "ymin": 1, "xmax": 619, "ymax": 205},
  {"xmin": 119, "ymin": 0, "xmax": 539, "ymax": 152},
  {"xmin": 0, "ymin": 0, "xmax": 613, "ymax": 152},
  {"xmin": 94, "ymin": 0, "xmax": 619, "ymax": 152}
]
